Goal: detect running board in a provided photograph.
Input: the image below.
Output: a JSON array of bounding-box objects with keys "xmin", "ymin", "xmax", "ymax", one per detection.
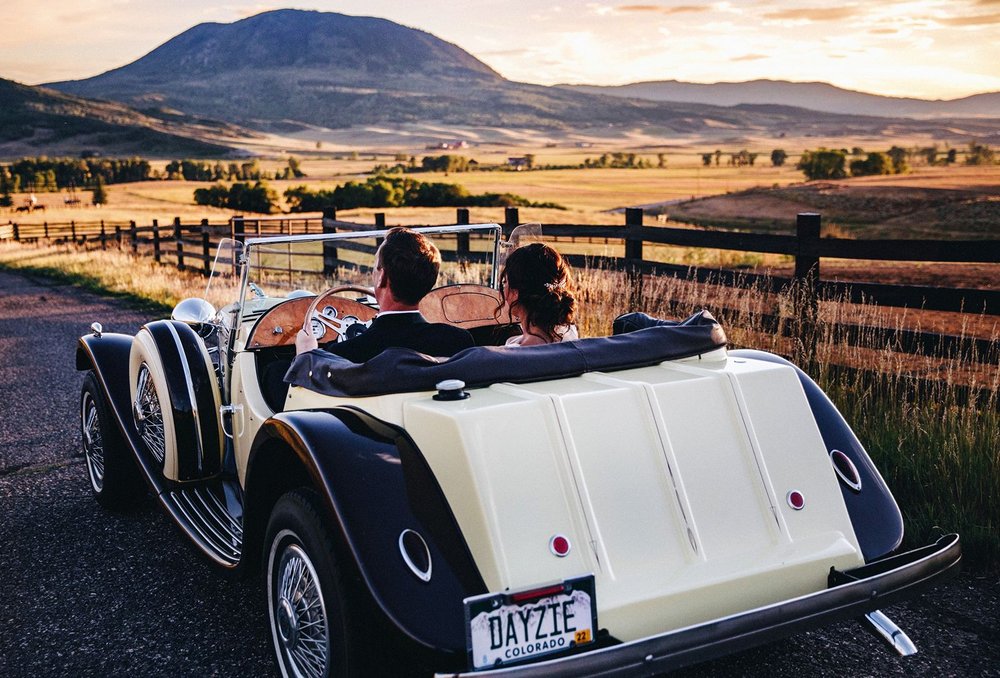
[{"xmin": 163, "ymin": 480, "xmax": 244, "ymax": 567}]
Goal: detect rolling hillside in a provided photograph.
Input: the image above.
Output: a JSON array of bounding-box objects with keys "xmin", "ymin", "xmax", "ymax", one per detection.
[
  {"xmin": 560, "ymin": 80, "xmax": 1000, "ymax": 119},
  {"xmin": 0, "ymin": 78, "xmax": 247, "ymax": 158},
  {"xmin": 45, "ymin": 9, "xmax": 1000, "ymax": 143}
]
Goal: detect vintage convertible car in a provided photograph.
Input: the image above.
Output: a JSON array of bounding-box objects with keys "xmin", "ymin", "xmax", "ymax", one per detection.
[{"xmin": 77, "ymin": 223, "xmax": 960, "ymax": 677}]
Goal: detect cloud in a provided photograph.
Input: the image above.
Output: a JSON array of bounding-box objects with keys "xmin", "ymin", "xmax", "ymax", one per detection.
[
  {"xmin": 934, "ymin": 11, "xmax": 1000, "ymax": 26},
  {"xmin": 763, "ymin": 7, "xmax": 861, "ymax": 22},
  {"xmin": 616, "ymin": 4, "xmax": 709, "ymax": 14},
  {"xmin": 868, "ymin": 28, "xmax": 898, "ymax": 34},
  {"xmin": 731, "ymin": 53, "xmax": 768, "ymax": 61}
]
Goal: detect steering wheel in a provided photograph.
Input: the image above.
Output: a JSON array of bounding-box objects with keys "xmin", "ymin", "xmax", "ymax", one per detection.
[{"xmin": 303, "ymin": 285, "xmax": 377, "ymax": 344}]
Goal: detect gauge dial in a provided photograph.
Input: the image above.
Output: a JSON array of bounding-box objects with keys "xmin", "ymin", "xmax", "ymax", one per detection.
[{"xmin": 309, "ymin": 317, "xmax": 326, "ymax": 338}]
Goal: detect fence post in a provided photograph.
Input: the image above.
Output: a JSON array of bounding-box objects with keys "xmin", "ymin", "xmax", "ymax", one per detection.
[
  {"xmin": 456, "ymin": 208, "xmax": 470, "ymax": 259},
  {"xmin": 322, "ymin": 207, "xmax": 338, "ymax": 275},
  {"xmin": 793, "ymin": 212, "xmax": 821, "ymax": 366},
  {"xmin": 201, "ymin": 219, "xmax": 211, "ymax": 277},
  {"xmin": 12, "ymin": 223, "xmax": 18, "ymax": 241},
  {"xmin": 794, "ymin": 212, "xmax": 821, "ymax": 284},
  {"xmin": 130, "ymin": 221, "xmax": 137, "ymax": 254},
  {"xmin": 625, "ymin": 208, "xmax": 645, "ymax": 311},
  {"xmin": 174, "ymin": 217, "xmax": 184, "ymax": 270},
  {"xmin": 374, "ymin": 213, "xmax": 386, "ymax": 229},
  {"xmin": 503, "ymin": 207, "xmax": 519, "ymax": 240},
  {"xmin": 152, "ymin": 219, "xmax": 161, "ymax": 263},
  {"xmin": 43, "ymin": 222, "xmax": 48, "ymax": 240},
  {"xmin": 231, "ymin": 216, "xmax": 244, "ymax": 244},
  {"xmin": 114, "ymin": 225, "xmax": 122, "ymax": 249},
  {"xmin": 71, "ymin": 220, "xmax": 76, "ymax": 244}
]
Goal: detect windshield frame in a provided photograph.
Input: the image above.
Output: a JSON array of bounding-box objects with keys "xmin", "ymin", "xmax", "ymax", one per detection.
[{"xmin": 235, "ymin": 222, "xmax": 504, "ymax": 334}]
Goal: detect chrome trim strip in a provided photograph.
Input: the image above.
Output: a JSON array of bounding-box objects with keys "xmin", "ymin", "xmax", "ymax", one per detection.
[
  {"xmin": 170, "ymin": 490, "xmax": 240, "ymax": 562},
  {"xmin": 243, "ymin": 223, "xmax": 502, "ymax": 248},
  {"xmin": 398, "ymin": 529, "xmax": 432, "ymax": 583},
  {"xmin": 188, "ymin": 488, "xmax": 243, "ymax": 548},
  {"xmin": 863, "ymin": 609, "xmax": 917, "ymax": 656},
  {"xmin": 830, "ymin": 449, "xmax": 863, "ymax": 492}
]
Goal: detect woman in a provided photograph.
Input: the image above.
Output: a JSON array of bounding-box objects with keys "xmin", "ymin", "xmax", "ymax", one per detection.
[{"xmin": 498, "ymin": 242, "xmax": 578, "ymax": 346}]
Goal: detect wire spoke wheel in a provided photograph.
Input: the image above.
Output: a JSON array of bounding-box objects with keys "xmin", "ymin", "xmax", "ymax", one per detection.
[
  {"xmin": 134, "ymin": 362, "xmax": 166, "ymax": 465},
  {"xmin": 81, "ymin": 390, "xmax": 105, "ymax": 492},
  {"xmin": 271, "ymin": 536, "xmax": 330, "ymax": 678}
]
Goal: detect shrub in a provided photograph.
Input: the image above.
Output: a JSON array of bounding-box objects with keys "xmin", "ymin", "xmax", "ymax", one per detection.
[{"xmin": 797, "ymin": 148, "xmax": 847, "ymax": 180}]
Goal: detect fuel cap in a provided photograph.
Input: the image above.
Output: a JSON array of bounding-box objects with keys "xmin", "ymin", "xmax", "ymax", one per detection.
[{"xmin": 434, "ymin": 379, "xmax": 470, "ymax": 401}]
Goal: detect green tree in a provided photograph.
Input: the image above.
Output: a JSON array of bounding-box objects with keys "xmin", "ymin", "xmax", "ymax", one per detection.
[
  {"xmin": 770, "ymin": 149, "xmax": 788, "ymax": 167},
  {"xmin": 657, "ymin": 153, "xmax": 667, "ymax": 168},
  {"xmin": 796, "ymin": 148, "xmax": 847, "ymax": 180},
  {"xmin": 287, "ymin": 157, "xmax": 305, "ymax": 178},
  {"xmin": 524, "ymin": 154, "xmax": 536, "ymax": 170},
  {"xmin": 965, "ymin": 142, "xmax": 995, "ymax": 165},
  {"xmin": 0, "ymin": 169, "xmax": 13, "ymax": 207},
  {"xmin": 946, "ymin": 149, "xmax": 957, "ymax": 164},
  {"xmin": 91, "ymin": 176, "xmax": 108, "ymax": 206},
  {"xmin": 849, "ymin": 152, "xmax": 892, "ymax": 177},
  {"xmin": 887, "ymin": 146, "xmax": 909, "ymax": 174},
  {"xmin": 701, "ymin": 153, "xmax": 713, "ymax": 167}
]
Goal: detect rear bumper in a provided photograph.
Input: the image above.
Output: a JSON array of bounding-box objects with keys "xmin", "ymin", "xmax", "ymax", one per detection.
[{"xmin": 437, "ymin": 533, "xmax": 960, "ymax": 677}]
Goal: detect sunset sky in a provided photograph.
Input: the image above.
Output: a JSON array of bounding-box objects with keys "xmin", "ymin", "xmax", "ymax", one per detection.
[{"xmin": 5, "ymin": 0, "xmax": 999, "ymax": 100}]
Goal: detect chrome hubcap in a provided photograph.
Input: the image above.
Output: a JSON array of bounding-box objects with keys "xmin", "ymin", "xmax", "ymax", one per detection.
[
  {"xmin": 277, "ymin": 598, "xmax": 298, "ymax": 645},
  {"xmin": 81, "ymin": 392, "xmax": 105, "ymax": 492},
  {"xmin": 271, "ymin": 539, "xmax": 329, "ymax": 678},
  {"xmin": 134, "ymin": 363, "xmax": 165, "ymax": 465}
]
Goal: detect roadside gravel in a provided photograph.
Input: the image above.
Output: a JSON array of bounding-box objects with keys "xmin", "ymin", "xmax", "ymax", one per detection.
[{"xmin": 0, "ymin": 268, "xmax": 997, "ymax": 677}]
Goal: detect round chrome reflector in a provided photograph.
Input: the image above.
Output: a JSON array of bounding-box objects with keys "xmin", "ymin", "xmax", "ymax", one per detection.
[
  {"xmin": 549, "ymin": 534, "xmax": 571, "ymax": 557},
  {"xmin": 830, "ymin": 449, "xmax": 862, "ymax": 492},
  {"xmin": 786, "ymin": 490, "xmax": 805, "ymax": 510},
  {"xmin": 399, "ymin": 529, "xmax": 432, "ymax": 582}
]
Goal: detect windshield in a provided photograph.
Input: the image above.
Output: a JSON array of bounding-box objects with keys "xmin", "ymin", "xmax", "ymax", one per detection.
[
  {"xmin": 205, "ymin": 237, "xmax": 245, "ymax": 313},
  {"xmin": 237, "ymin": 224, "xmax": 503, "ymax": 323}
]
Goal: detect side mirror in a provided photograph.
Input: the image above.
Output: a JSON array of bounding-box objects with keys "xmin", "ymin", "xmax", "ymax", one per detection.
[{"xmin": 171, "ymin": 297, "xmax": 218, "ymax": 325}]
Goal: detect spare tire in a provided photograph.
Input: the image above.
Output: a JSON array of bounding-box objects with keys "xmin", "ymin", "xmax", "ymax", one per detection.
[{"xmin": 129, "ymin": 320, "xmax": 223, "ymax": 482}]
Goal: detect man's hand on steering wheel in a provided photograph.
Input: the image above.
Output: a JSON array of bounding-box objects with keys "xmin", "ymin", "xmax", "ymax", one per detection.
[{"xmin": 295, "ymin": 328, "xmax": 319, "ymax": 355}]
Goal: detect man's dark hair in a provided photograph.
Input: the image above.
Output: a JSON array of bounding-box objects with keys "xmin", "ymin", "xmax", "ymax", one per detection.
[{"xmin": 378, "ymin": 227, "xmax": 441, "ymax": 305}]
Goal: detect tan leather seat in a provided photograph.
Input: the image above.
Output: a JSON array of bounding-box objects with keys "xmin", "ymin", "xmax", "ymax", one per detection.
[{"xmin": 419, "ymin": 284, "xmax": 508, "ymax": 329}]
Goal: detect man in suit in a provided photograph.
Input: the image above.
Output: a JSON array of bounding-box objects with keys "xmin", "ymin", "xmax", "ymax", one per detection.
[{"xmin": 294, "ymin": 227, "xmax": 473, "ymax": 362}]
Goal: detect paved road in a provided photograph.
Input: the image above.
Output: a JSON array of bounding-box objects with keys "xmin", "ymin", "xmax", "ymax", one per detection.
[{"xmin": 1, "ymin": 268, "xmax": 997, "ymax": 677}]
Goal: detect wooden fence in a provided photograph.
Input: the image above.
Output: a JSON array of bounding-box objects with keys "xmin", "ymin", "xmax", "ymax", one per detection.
[{"xmin": 4, "ymin": 206, "xmax": 998, "ymax": 369}]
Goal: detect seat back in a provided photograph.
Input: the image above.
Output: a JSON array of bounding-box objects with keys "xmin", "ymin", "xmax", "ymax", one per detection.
[{"xmin": 419, "ymin": 284, "xmax": 507, "ymax": 328}]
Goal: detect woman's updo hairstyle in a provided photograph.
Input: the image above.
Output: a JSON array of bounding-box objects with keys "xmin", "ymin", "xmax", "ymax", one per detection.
[{"xmin": 499, "ymin": 242, "xmax": 576, "ymax": 342}]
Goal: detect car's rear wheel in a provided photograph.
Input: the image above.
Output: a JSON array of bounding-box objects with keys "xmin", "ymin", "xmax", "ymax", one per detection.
[
  {"xmin": 266, "ymin": 489, "xmax": 366, "ymax": 678},
  {"xmin": 80, "ymin": 372, "xmax": 145, "ymax": 510}
]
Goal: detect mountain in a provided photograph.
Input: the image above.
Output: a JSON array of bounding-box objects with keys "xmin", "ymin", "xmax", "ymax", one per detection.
[
  {"xmin": 0, "ymin": 77, "xmax": 246, "ymax": 158},
  {"xmin": 559, "ymin": 80, "xmax": 1000, "ymax": 119},
  {"xmin": 40, "ymin": 10, "xmax": 1000, "ymax": 143}
]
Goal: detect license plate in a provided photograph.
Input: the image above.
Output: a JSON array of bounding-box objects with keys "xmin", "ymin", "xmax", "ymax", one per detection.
[{"xmin": 464, "ymin": 575, "xmax": 597, "ymax": 670}]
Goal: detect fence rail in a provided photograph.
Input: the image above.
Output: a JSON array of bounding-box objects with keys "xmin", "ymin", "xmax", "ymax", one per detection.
[{"xmin": 4, "ymin": 206, "xmax": 997, "ymax": 367}]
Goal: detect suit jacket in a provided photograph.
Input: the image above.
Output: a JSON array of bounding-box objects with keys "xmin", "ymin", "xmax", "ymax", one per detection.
[{"xmin": 321, "ymin": 311, "xmax": 474, "ymax": 363}]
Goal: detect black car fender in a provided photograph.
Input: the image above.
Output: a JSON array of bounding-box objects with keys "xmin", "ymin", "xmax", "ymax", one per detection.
[
  {"xmin": 244, "ymin": 406, "xmax": 488, "ymax": 653},
  {"xmin": 730, "ymin": 349, "xmax": 904, "ymax": 561}
]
